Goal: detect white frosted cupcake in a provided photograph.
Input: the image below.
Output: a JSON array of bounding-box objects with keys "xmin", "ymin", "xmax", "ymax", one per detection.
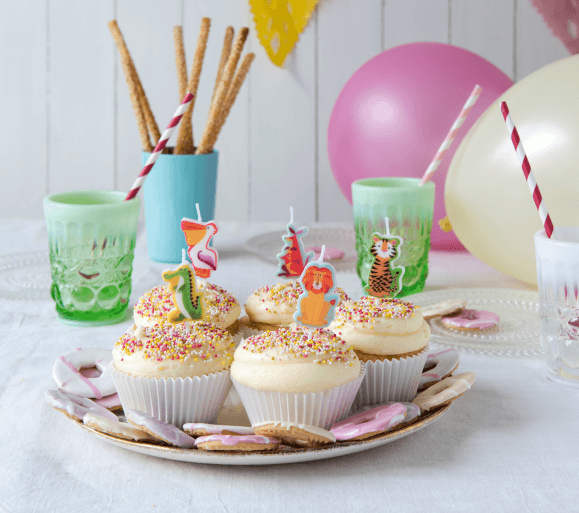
[
  {"xmin": 244, "ymin": 281, "xmax": 351, "ymax": 331},
  {"xmin": 134, "ymin": 281, "xmax": 241, "ymax": 334},
  {"xmin": 231, "ymin": 324, "xmax": 365, "ymax": 429},
  {"xmin": 110, "ymin": 321, "xmax": 234, "ymax": 427},
  {"xmin": 329, "ymin": 297, "xmax": 429, "ymax": 406}
]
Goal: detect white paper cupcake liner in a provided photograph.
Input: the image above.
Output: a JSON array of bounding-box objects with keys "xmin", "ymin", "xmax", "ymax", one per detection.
[
  {"xmin": 109, "ymin": 361, "xmax": 232, "ymax": 428},
  {"xmin": 352, "ymin": 347, "xmax": 429, "ymax": 409},
  {"xmin": 232, "ymin": 363, "xmax": 366, "ymax": 430}
]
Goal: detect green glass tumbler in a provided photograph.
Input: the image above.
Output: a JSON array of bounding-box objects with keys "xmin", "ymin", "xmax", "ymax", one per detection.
[
  {"xmin": 43, "ymin": 191, "xmax": 140, "ymax": 326},
  {"xmin": 352, "ymin": 178, "xmax": 435, "ymax": 297}
]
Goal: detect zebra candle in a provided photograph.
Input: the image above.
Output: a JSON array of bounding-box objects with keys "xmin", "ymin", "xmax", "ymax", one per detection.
[
  {"xmin": 364, "ymin": 218, "xmax": 405, "ymax": 299},
  {"xmin": 181, "ymin": 204, "xmax": 219, "ymax": 279},
  {"xmin": 162, "ymin": 250, "xmax": 206, "ymax": 323},
  {"xmin": 293, "ymin": 246, "xmax": 340, "ymax": 331},
  {"xmin": 276, "ymin": 207, "xmax": 314, "ymax": 278}
]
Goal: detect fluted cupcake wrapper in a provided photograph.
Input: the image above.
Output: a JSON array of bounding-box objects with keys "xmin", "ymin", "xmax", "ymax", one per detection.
[
  {"xmin": 352, "ymin": 348, "xmax": 429, "ymax": 410},
  {"xmin": 109, "ymin": 361, "xmax": 232, "ymax": 428},
  {"xmin": 231, "ymin": 363, "xmax": 366, "ymax": 430}
]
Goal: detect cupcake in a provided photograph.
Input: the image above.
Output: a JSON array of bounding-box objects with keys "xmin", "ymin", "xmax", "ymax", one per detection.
[
  {"xmin": 230, "ymin": 324, "xmax": 365, "ymax": 429},
  {"xmin": 329, "ymin": 296, "xmax": 429, "ymax": 406},
  {"xmin": 110, "ymin": 321, "xmax": 235, "ymax": 427},
  {"xmin": 243, "ymin": 281, "xmax": 351, "ymax": 331},
  {"xmin": 134, "ymin": 281, "xmax": 241, "ymax": 334}
]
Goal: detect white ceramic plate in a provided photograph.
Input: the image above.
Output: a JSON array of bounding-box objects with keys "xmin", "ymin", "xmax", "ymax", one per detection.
[
  {"xmin": 406, "ymin": 288, "xmax": 541, "ymax": 356},
  {"xmin": 245, "ymin": 228, "xmax": 357, "ymax": 272},
  {"xmin": 72, "ymin": 403, "xmax": 450, "ymax": 466}
]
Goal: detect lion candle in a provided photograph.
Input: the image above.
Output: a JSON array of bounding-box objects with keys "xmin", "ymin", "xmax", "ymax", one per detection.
[
  {"xmin": 364, "ymin": 218, "xmax": 405, "ymax": 299},
  {"xmin": 294, "ymin": 245, "xmax": 340, "ymax": 339}
]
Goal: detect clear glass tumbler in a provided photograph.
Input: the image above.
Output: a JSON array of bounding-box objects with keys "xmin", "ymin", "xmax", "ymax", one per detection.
[
  {"xmin": 535, "ymin": 227, "xmax": 579, "ymax": 387},
  {"xmin": 43, "ymin": 191, "xmax": 140, "ymax": 326},
  {"xmin": 352, "ymin": 178, "xmax": 435, "ymax": 297}
]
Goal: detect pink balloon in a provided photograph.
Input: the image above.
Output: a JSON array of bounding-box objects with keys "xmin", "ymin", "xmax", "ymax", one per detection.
[{"xmin": 328, "ymin": 42, "xmax": 513, "ymax": 250}]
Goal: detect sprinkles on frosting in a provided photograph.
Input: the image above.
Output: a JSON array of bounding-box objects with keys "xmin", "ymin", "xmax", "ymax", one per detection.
[
  {"xmin": 135, "ymin": 282, "xmax": 237, "ymax": 323},
  {"xmin": 116, "ymin": 321, "xmax": 234, "ymax": 367},
  {"xmin": 334, "ymin": 296, "xmax": 417, "ymax": 325},
  {"xmin": 252, "ymin": 282, "xmax": 350, "ymax": 308},
  {"xmin": 241, "ymin": 325, "xmax": 356, "ymax": 366}
]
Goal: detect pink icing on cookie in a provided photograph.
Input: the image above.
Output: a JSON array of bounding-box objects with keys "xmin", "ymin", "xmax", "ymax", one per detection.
[
  {"xmin": 441, "ymin": 309, "xmax": 499, "ymax": 330},
  {"xmin": 78, "ymin": 368, "xmax": 121, "ymax": 410},
  {"xmin": 183, "ymin": 423, "xmax": 254, "ymax": 436},
  {"xmin": 126, "ymin": 409, "xmax": 196, "ymax": 449},
  {"xmin": 419, "ymin": 348, "xmax": 460, "ymax": 387},
  {"xmin": 305, "ymin": 246, "xmax": 344, "ymax": 261},
  {"xmin": 45, "ymin": 389, "xmax": 119, "ymax": 422},
  {"xmin": 195, "ymin": 434, "xmax": 279, "ymax": 446},
  {"xmin": 330, "ymin": 403, "xmax": 407, "ymax": 441}
]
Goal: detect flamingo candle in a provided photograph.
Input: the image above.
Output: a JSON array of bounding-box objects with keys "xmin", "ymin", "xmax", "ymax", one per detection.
[{"xmin": 181, "ymin": 203, "xmax": 219, "ymax": 279}]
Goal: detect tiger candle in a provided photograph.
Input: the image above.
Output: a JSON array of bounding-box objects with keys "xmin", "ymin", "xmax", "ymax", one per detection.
[
  {"xmin": 364, "ymin": 218, "xmax": 405, "ymax": 299},
  {"xmin": 352, "ymin": 177, "xmax": 434, "ymax": 297}
]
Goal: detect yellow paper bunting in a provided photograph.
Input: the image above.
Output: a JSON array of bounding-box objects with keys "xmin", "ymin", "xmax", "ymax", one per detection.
[{"xmin": 250, "ymin": 0, "xmax": 318, "ymax": 67}]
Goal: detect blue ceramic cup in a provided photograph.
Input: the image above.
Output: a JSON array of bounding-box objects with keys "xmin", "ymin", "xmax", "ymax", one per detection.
[{"xmin": 143, "ymin": 150, "xmax": 218, "ymax": 263}]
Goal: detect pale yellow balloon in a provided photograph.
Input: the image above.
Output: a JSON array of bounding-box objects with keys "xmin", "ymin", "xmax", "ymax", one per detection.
[{"xmin": 445, "ymin": 53, "xmax": 579, "ymax": 285}]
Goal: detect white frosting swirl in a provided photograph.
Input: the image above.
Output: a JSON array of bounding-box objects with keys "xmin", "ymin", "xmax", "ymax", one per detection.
[{"xmin": 231, "ymin": 324, "xmax": 360, "ymax": 393}]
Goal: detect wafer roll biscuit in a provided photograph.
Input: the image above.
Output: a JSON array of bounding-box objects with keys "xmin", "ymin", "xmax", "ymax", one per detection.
[
  {"xmin": 208, "ymin": 52, "xmax": 254, "ymax": 150},
  {"xmin": 175, "ymin": 17, "xmax": 211, "ymax": 154},
  {"xmin": 108, "ymin": 20, "xmax": 152, "ymax": 151},
  {"xmin": 173, "ymin": 26, "xmax": 188, "ymax": 103},
  {"xmin": 211, "ymin": 26, "xmax": 234, "ymax": 105},
  {"xmin": 196, "ymin": 27, "xmax": 249, "ymax": 154}
]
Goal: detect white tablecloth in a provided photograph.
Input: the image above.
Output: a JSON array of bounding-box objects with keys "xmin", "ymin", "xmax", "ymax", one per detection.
[{"xmin": 1, "ymin": 219, "xmax": 577, "ymax": 513}]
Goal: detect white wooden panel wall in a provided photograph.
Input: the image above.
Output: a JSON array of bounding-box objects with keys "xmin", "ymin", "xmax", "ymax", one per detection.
[{"xmin": 0, "ymin": 0, "xmax": 569, "ymax": 223}]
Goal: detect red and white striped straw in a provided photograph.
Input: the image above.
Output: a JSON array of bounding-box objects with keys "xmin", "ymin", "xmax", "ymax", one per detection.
[
  {"xmin": 419, "ymin": 85, "xmax": 483, "ymax": 185},
  {"xmin": 124, "ymin": 92, "xmax": 194, "ymax": 201},
  {"xmin": 500, "ymin": 101, "xmax": 554, "ymax": 238}
]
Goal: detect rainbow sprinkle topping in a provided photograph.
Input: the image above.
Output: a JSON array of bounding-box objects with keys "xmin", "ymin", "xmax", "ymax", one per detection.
[
  {"xmin": 252, "ymin": 282, "xmax": 350, "ymax": 307},
  {"xmin": 334, "ymin": 296, "xmax": 418, "ymax": 325},
  {"xmin": 241, "ymin": 325, "xmax": 356, "ymax": 366},
  {"xmin": 116, "ymin": 321, "xmax": 234, "ymax": 366},
  {"xmin": 135, "ymin": 282, "xmax": 238, "ymax": 323}
]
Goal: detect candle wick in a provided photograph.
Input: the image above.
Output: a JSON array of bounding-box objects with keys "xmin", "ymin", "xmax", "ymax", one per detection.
[{"xmin": 196, "ymin": 203, "xmax": 202, "ymax": 222}]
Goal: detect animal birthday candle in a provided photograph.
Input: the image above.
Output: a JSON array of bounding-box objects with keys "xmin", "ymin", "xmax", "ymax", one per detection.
[
  {"xmin": 365, "ymin": 217, "xmax": 405, "ymax": 298},
  {"xmin": 181, "ymin": 204, "xmax": 218, "ymax": 279},
  {"xmin": 162, "ymin": 250, "xmax": 206, "ymax": 324},
  {"xmin": 276, "ymin": 207, "xmax": 314, "ymax": 278},
  {"xmin": 293, "ymin": 246, "xmax": 339, "ymax": 329}
]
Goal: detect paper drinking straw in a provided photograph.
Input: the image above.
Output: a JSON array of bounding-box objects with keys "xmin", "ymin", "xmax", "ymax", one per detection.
[
  {"xmin": 419, "ymin": 85, "xmax": 483, "ymax": 185},
  {"xmin": 124, "ymin": 93, "xmax": 194, "ymax": 201},
  {"xmin": 500, "ymin": 101, "xmax": 554, "ymax": 238}
]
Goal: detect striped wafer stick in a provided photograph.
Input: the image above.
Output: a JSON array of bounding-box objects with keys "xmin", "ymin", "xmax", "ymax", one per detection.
[
  {"xmin": 124, "ymin": 93, "xmax": 194, "ymax": 201},
  {"xmin": 500, "ymin": 101, "xmax": 554, "ymax": 238},
  {"xmin": 419, "ymin": 85, "xmax": 482, "ymax": 185}
]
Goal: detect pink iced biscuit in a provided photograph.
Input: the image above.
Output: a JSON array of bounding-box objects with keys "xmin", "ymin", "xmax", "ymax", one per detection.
[
  {"xmin": 195, "ymin": 434, "xmax": 280, "ymax": 451},
  {"xmin": 441, "ymin": 309, "xmax": 499, "ymax": 330},
  {"xmin": 79, "ymin": 367, "xmax": 122, "ymax": 410},
  {"xmin": 126, "ymin": 410, "xmax": 196, "ymax": 449},
  {"xmin": 305, "ymin": 246, "xmax": 345, "ymax": 261},
  {"xmin": 357, "ymin": 402, "xmax": 421, "ymax": 425},
  {"xmin": 52, "ymin": 348, "xmax": 115, "ymax": 399},
  {"xmin": 419, "ymin": 348, "xmax": 460, "ymax": 388},
  {"xmin": 183, "ymin": 423, "xmax": 254, "ymax": 436},
  {"xmin": 45, "ymin": 389, "xmax": 119, "ymax": 423},
  {"xmin": 330, "ymin": 403, "xmax": 407, "ymax": 441}
]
